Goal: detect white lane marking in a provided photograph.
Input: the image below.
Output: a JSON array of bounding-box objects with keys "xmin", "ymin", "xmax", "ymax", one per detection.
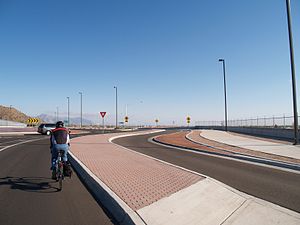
[
  {"xmin": 0, "ymin": 137, "xmax": 48, "ymax": 153},
  {"xmin": 0, "ymin": 139, "xmax": 27, "ymax": 145},
  {"xmin": 108, "ymin": 129, "xmax": 165, "ymax": 143},
  {"xmin": 150, "ymin": 137, "xmax": 300, "ymax": 175}
]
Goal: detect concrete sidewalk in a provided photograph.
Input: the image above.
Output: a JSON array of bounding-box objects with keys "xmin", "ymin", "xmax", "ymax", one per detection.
[
  {"xmin": 69, "ymin": 130, "xmax": 300, "ymax": 225},
  {"xmin": 199, "ymin": 130, "xmax": 300, "ymax": 160}
]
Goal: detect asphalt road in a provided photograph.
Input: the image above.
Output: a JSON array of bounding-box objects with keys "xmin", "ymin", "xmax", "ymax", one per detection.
[
  {"xmin": 0, "ymin": 135, "xmax": 44, "ymax": 151},
  {"xmin": 0, "ymin": 135, "xmax": 114, "ymax": 225},
  {"xmin": 113, "ymin": 131, "xmax": 300, "ymax": 213}
]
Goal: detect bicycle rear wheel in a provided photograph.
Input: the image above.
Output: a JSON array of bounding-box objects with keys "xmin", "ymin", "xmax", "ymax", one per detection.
[{"xmin": 57, "ymin": 162, "xmax": 64, "ymax": 191}]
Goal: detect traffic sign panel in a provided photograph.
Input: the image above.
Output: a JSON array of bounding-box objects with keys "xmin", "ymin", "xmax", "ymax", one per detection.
[
  {"xmin": 100, "ymin": 112, "xmax": 106, "ymax": 118},
  {"xmin": 27, "ymin": 118, "xmax": 40, "ymax": 124},
  {"xmin": 187, "ymin": 116, "xmax": 191, "ymax": 124}
]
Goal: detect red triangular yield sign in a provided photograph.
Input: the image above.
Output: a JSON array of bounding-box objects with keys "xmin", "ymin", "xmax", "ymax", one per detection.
[{"xmin": 100, "ymin": 112, "xmax": 106, "ymax": 118}]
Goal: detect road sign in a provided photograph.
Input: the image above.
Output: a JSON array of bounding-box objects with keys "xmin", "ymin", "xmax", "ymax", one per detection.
[
  {"xmin": 125, "ymin": 116, "xmax": 129, "ymax": 123},
  {"xmin": 187, "ymin": 116, "xmax": 191, "ymax": 124},
  {"xmin": 100, "ymin": 112, "xmax": 106, "ymax": 118},
  {"xmin": 100, "ymin": 112, "xmax": 107, "ymax": 133},
  {"xmin": 27, "ymin": 118, "xmax": 40, "ymax": 124}
]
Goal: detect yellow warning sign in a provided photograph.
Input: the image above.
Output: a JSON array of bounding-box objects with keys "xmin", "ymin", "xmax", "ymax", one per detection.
[{"xmin": 27, "ymin": 118, "xmax": 40, "ymax": 124}]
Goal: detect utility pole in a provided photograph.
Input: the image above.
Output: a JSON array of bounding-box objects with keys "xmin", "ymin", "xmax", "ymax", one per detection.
[
  {"xmin": 219, "ymin": 59, "xmax": 228, "ymax": 131},
  {"xmin": 79, "ymin": 92, "xmax": 83, "ymax": 128},
  {"xmin": 285, "ymin": 0, "xmax": 298, "ymax": 144}
]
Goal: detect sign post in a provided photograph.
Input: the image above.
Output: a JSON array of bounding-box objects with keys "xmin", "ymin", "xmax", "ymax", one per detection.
[
  {"xmin": 155, "ymin": 119, "xmax": 159, "ymax": 127},
  {"xmin": 124, "ymin": 116, "xmax": 129, "ymax": 127},
  {"xmin": 100, "ymin": 112, "xmax": 106, "ymax": 133}
]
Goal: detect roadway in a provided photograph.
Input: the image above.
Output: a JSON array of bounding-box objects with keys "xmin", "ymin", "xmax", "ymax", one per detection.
[
  {"xmin": 0, "ymin": 135, "xmax": 114, "ymax": 225},
  {"xmin": 113, "ymin": 130, "xmax": 300, "ymax": 213},
  {"xmin": 2, "ymin": 130, "xmax": 300, "ymax": 224},
  {"xmin": 0, "ymin": 135, "xmax": 44, "ymax": 152}
]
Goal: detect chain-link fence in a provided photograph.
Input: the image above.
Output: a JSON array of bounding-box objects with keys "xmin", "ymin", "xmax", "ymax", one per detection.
[{"xmin": 195, "ymin": 115, "xmax": 300, "ymax": 128}]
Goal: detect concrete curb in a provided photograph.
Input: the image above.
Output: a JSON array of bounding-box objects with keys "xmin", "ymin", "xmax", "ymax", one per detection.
[
  {"xmin": 68, "ymin": 130, "xmax": 300, "ymax": 225},
  {"xmin": 68, "ymin": 152, "xmax": 144, "ymax": 225},
  {"xmin": 152, "ymin": 134, "xmax": 300, "ymax": 172},
  {"xmin": 186, "ymin": 131, "xmax": 300, "ymax": 171},
  {"xmin": 68, "ymin": 130, "xmax": 165, "ymax": 225}
]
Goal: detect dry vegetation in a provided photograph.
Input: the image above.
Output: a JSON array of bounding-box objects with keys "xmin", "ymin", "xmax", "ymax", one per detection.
[{"xmin": 0, "ymin": 105, "xmax": 30, "ymax": 123}]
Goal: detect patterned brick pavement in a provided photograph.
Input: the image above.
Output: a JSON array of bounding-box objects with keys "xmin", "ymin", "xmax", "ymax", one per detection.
[
  {"xmin": 71, "ymin": 133, "xmax": 204, "ymax": 211},
  {"xmin": 154, "ymin": 131, "xmax": 300, "ymax": 165}
]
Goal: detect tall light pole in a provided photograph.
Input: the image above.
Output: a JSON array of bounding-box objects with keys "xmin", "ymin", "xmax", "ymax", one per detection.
[
  {"xmin": 114, "ymin": 86, "xmax": 118, "ymax": 129},
  {"xmin": 79, "ymin": 92, "xmax": 83, "ymax": 128},
  {"xmin": 285, "ymin": 0, "xmax": 298, "ymax": 144},
  {"xmin": 67, "ymin": 97, "xmax": 70, "ymax": 127},
  {"xmin": 219, "ymin": 59, "xmax": 228, "ymax": 131}
]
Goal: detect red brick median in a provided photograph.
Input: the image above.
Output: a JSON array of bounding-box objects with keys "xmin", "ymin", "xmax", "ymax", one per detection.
[
  {"xmin": 71, "ymin": 133, "xmax": 204, "ymax": 211},
  {"xmin": 155, "ymin": 131, "xmax": 300, "ymax": 165}
]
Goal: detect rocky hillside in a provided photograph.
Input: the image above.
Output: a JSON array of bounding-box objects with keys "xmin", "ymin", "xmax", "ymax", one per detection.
[{"xmin": 0, "ymin": 105, "xmax": 30, "ymax": 123}]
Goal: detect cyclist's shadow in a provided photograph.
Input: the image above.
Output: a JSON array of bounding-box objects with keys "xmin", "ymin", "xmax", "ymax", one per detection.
[{"xmin": 0, "ymin": 176, "xmax": 61, "ymax": 193}]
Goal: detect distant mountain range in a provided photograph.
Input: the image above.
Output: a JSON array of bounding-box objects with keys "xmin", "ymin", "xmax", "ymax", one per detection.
[
  {"xmin": 37, "ymin": 114, "xmax": 94, "ymax": 125},
  {"xmin": 0, "ymin": 105, "xmax": 94, "ymax": 125}
]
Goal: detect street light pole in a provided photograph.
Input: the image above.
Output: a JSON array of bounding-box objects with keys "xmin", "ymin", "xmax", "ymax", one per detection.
[
  {"xmin": 114, "ymin": 86, "xmax": 118, "ymax": 129},
  {"xmin": 285, "ymin": 0, "xmax": 298, "ymax": 144},
  {"xmin": 67, "ymin": 97, "xmax": 70, "ymax": 127},
  {"xmin": 219, "ymin": 59, "xmax": 228, "ymax": 131},
  {"xmin": 79, "ymin": 92, "xmax": 83, "ymax": 128}
]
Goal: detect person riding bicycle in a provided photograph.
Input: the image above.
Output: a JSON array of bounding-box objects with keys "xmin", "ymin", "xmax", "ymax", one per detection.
[{"xmin": 50, "ymin": 121, "xmax": 71, "ymax": 179}]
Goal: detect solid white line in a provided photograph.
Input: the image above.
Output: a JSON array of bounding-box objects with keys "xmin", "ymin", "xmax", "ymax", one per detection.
[
  {"xmin": 0, "ymin": 137, "xmax": 48, "ymax": 153},
  {"xmin": 0, "ymin": 139, "xmax": 26, "ymax": 145}
]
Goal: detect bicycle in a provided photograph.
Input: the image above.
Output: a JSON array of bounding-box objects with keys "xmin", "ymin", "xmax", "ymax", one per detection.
[{"xmin": 55, "ymin": 150, "xmax": 65, "ymax": 191}]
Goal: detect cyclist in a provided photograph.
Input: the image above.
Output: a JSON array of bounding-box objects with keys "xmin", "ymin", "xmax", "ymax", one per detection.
[{"xmin": 50, "ymin": 121, "xmax": 70, "ymax": 179}]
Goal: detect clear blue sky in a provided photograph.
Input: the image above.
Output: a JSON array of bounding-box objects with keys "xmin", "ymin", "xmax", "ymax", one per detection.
[{"xmin": 0, "ymin": 0, "xmax": 299, "ymax": 125}]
